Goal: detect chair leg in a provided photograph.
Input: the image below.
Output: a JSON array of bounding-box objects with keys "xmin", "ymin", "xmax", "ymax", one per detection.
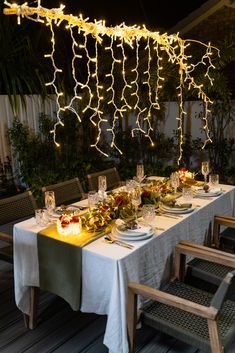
[
  {"xmin": 24, "ymin": 286, "xmax": 39, "ymax": 329},
  {"xmin": 127, "ymin": 287, "xmax": 137, "ymax": 353},
  {"xmin": 174, "ymin": 249, "xmax": 186, "ymax": 281},
  {"xmin": 207, "ymin": 319, "xmax": 223, "ymax": 353}
]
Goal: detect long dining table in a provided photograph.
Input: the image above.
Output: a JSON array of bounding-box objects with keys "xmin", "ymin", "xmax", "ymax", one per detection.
[{"xmin": 13, "ymin": 183, "xmax": 235, "ymax": 353}]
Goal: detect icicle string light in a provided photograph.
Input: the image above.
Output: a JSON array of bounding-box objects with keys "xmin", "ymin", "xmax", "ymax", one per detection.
[{"xmin": 4, "ymin": 2, "xmax": 219, "ymax": 162}]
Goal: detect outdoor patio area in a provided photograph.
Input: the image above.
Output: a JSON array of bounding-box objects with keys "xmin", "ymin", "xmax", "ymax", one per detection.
[{"xmin": 0, "ymin": 259, "xmax": 228, "ymax": 353}]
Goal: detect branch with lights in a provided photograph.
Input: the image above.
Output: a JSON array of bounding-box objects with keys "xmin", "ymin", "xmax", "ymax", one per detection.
[{"xmin": 4, "ymin": 1, "xmax": 219, "ymax": 163}]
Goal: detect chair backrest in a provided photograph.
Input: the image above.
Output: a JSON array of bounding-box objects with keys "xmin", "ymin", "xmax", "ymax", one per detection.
[
  {"xmin": 42, "ymin": 178, "xmax": 84, "ymax": 206},
  {"xmin": 0, "ymin": 191, "xmax": 37, "ymax": 225},
  {"xmin": 87, "ymin": 167, "xmax": 121, "ymax": 191}
]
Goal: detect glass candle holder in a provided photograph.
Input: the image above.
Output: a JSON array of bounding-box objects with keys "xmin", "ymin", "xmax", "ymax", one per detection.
[{"xmin": 57, "ymin": 219, "xmax": 72, "ymax": 236}]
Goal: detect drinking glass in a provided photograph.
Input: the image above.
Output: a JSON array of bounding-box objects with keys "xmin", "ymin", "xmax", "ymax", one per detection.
[
  {"xmin": 170, "ymin": 172, "xmax": 180, "ymax": 194},
  {"xmin": 131, "ymin": 189, "xmax": 141, "ymax": 218},
  {"xmin": 98, "ymin": 175, "xmax": 107, "ymax": 192},
  {"xmin": 126, "ymin": 179, "xmax": 138, "ymax": 193},
  {"xmin": 35, "ymin": 208, "xmax": 49, "ymax": 226},
  {"xmin": 182, "ymin": 186, "xmax": 193, "ymax": 201},
  {"xmin": 44, "ymin": 191, "xmax": 55, "ymax": 215},
  {"xmin": 88, "ymin": 191, "xmax": 98, "ymax": 209},
  {"xmin": 136, "ymin": 164, "xmax": 144, "ymax": 183},
  {"xmin": 201, "ymin": 161, "xmax": 209, "ymax": 184},
  {"xmin": 142, "ymin": 204, "xmax": 155, "ymax": 225},
  {"xmin": 209, "ymin": 174, "xmax": 219, "ymax": 188}
]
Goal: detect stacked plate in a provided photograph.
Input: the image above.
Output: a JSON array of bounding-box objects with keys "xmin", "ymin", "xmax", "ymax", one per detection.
[
  {"xmin": 111, "ymin": 224, "xmax": 154, "ymax": 241},
  {"xmin": 160, "ymin": 204, "xmax": 194, "ymax": 214}
]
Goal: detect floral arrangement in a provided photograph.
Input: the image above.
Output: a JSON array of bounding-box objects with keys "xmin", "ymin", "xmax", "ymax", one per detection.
[
  {"xmin": 141, "ymin": 178, "xmax": 175, "ymax": 205},
  {"xmin": 56, "ymin": 192, "xmax": 136, "ymax": 233},
  {"xmin": 177, "ymin": 167, "xmax": 195, "ymax": 182}
]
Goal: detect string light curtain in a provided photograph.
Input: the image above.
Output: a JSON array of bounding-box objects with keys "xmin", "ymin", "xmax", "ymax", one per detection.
[{"xmin": 4, "ymin": 1, "xmax": 219, "ymax": 162}]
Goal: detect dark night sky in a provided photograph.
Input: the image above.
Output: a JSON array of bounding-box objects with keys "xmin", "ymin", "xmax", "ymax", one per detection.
[{"xmin": 39, "ymin": 0, "xmax": 209, "ymax": 30}]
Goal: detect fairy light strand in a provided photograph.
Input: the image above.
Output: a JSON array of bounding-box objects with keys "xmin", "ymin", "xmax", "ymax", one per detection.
[{"xmin": 4, "ymin": 2, "xmax": 219, "ymax": 162}]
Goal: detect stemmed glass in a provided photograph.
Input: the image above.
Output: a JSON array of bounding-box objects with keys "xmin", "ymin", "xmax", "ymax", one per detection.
[
  {"xmin": 44, "ymin": 191, "xmax": 56, "ymax": 216},
  {"xmin": 98, "ymin": 175, "xmax": 107, "ymax": 199},
  {"xmin": 170, "ymin": 172, "xmax": 180, "ymax": 195},
  {"xmin": 136, "ymin": 164, "xmax": 144, "ymax": 183},
  {"xmin": 131, "ymin": 188, "xmax": 141, "ymax": 219},
  {"xmin": 201, "ymin": 161, "xmax": 209, "ymax": 184},
  {"xmin": 98, "ymin": 175, "xmax": 107, "ymax": 192}
]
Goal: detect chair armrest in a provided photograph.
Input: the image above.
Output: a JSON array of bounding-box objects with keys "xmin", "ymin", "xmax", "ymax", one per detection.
[
  {"xmin": 211, "ymin": 270, "xmax": 235, "ymax": 311},
  {"xmin": 128, "ymin": 282, "xmax": 217, "ymax": 320},
  {"xmin": 0, "ymin": 231, "xmax": 13, "ymax": 243},
  {"xmin": 213, "ymin": 215, "xmax": 235, "ymax": 248},
  {"xmin": 176, "ymin": 241, "xmax": 235, "ymax": 268},
  {"xmin": 214, "ymin": 215, "xmax": 235, "ymax": 228}
]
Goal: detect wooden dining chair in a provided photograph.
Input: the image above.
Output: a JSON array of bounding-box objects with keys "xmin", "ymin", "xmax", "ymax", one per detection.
[
  {"xmin": 42, "ymin": 177, "xmax": 85, "ymax": 206},
  {"xmin": 185, "ymin": 215, "xmax": 235, "ymax": 289},
  {"xmin": 128, "ymin": 242, "xmax": 235, "ymax": 353},
  {"xmin": 0, "ymin": 191, "xmax": 37, "ymax": 263},
  {"xmin": 87, "ymin": 167, "xmax": 122, "ymax": 191},
  {"xmin": 213, "ymin": 215, "xmax": 235, "ymax": 251}
]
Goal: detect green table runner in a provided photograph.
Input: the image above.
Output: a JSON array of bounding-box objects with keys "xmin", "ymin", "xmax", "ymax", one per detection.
[{"xmin": 37, "ymin": 224, "xmax": 104, "ymax": 311}]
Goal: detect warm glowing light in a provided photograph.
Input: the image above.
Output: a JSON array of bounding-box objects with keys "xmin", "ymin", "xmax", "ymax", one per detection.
[{"xmin": 3, "ymin": 1, "xmax": 219, "ymax": 162}]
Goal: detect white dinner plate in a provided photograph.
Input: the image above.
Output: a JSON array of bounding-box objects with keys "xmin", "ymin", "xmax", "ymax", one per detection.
[
  {"xmin": 160, "ymin": 205, "xmax": 194, "ymax": 214},
  {"xmin": 111, "ymin": 227, "xmax": 154, "ymax": 241}
]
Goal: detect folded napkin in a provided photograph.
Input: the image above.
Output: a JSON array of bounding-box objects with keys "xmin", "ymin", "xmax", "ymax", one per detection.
[
  {"xmin": 37, "ymin": 225, "xmax": 104, "ymax": 311},
  {"xmin": 162, "ymin": 203, "xmax": 192, "ymax": 210},
  {"xmin": 115, "ymin": 219, "xmax": 151, "ymax": 236}
]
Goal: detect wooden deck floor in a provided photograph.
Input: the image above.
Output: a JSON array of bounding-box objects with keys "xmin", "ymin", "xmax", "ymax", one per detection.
[{"xmin": 1, "ymin": 261, "xmax": 235, "ymax": 353}]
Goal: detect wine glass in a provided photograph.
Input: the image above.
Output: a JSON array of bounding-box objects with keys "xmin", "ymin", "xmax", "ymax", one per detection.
[
  {"xmin": 136, "ymin": 164, "xmax": 144, "ymax": 183},
  {"xmin": 170, "ymin": 172, "xmax": 180, "ymax": 195},
  {"xmin": 201, "ymin": 161, "xmax": 209, "ymax": 184},
  {"xmin": 98, "ymin": 175, "xmax": 107, "ymax": 192},
  {"xmin": 98, "ymin": 175, "xmax": 107, "ymax": 199},
  {"xmin": 44, "ymin": 191, "xmax": 56, "ymax": 216},
  {"xmin": 131, "ymin": 189, "xmax": 141, "ymax": 219},
  {"xmin": 88, "ymin": 191, "xmax": 98, "ymax": 209}
]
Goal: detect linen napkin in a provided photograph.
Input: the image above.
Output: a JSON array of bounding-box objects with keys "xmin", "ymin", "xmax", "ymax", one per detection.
[{"xmin": 37, "ymin": 224, "xmax": 104, "ymax": 311}]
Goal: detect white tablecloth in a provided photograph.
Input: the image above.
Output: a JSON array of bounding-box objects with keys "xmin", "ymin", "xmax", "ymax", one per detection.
[{"xmin": 14, "ymin": 184, "xmax": 235, "ymax": 353}]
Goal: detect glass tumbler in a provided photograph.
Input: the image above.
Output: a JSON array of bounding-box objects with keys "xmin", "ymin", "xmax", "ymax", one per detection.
[
  {"xmin": 142, "ymin": 204, "xmax": 155, "ymax": 225},
  {"xmin": 209, "ymin": 174, "xmax": 219, "ymax": 188}
]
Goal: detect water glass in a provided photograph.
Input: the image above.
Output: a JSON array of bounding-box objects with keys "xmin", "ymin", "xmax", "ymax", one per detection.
[
  {"xmin": 44, "ymin": 190, "xmax": 56, "ymax": 215},
  {"xmin": 126, "ymin": 179, "xmax": 138, "ymax": 193},
  {"xmin": 209, "ymin": 174, "xmax": 219, "ymax": 187},
  {"xmin": 88, "ymin": 191, "xmax": 99, "ymax": 209},
  {"xmin": 35, "ymin": 208, "xmax": 49, "ymax": 226},
  {"xmin": 182, "ymin": 186, "xmax": 193, "ymax": 201},
  {"xmin": 142, "ymin": 204, "xmax": 155, "ymax": 225}
]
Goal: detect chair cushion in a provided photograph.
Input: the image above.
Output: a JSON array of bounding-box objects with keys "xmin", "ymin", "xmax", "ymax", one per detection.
[
  {"xmin": 220, "ymin": 227, "xmax": 235, "ymax": 248},
  {"xmin": 141, "ymin": 281, "xmax": 235, "ymax": 353},
  {"xmin": 187, "ymin": 258, "xmax": 234, "ymax": 286}
]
